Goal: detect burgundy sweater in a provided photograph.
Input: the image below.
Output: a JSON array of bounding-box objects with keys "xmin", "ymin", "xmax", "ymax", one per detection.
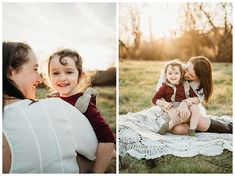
[
  {"xmin": 59, "ymin": 93, "xmax": 115, "ymax": 143},
  {"xmin": 152, "ymin": 82, "xmax": 197, "ymax": 105}
]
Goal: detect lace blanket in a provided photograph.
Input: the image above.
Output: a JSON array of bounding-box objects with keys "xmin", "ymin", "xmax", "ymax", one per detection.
[{"xmin": 119, "ymin": 106, "xmax": 233, "ymax": 159}]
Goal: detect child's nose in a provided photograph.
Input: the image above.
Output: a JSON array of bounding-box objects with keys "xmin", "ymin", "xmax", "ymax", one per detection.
[{"xmin": 59, "ymin": 74, "xmax": 67, "ymax": 81}]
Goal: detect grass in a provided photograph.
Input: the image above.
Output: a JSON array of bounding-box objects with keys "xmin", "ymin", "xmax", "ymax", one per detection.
[
  {"xmin": 119, "ymin": 60, "xmax": 232, "ymax": 173},
  {"xmin": 120, "ymin": 150, "xmax": 232, "ymax": 173},
  {"xmin": 36, "ymin": 86, "xmax": 116, "ymax": 173}
]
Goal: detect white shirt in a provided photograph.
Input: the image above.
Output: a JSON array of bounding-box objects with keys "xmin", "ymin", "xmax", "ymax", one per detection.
[{"xmin": 3, "ymin": 98, "xmax": 98, "ymax": 173}]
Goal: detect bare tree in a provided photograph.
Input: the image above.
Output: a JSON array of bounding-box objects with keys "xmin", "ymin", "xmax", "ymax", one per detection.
[
  {"xmin": 198, "ymin": 2, "xmax": 232, "ymax": 62},
  {"xmin": 180, "ymin": 2, "xmax": 232, "ymax": 62},
  {"xmin": 129, "ymin": 4, "xmax": 141, "ymax": 59},
  {"xmin": 119, "ymin": 4, "xmax": 142, "ymax": 59}
]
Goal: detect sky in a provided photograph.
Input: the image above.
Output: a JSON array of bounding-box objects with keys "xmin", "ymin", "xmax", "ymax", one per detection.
[
  {"xmin": 3, "ymin": 3, "xmax": 116, "ymax": 72},
  {"xmin": 140, "ymin": 3, "xmax": 180, "ymax": 39},
  {"xmin": 119, "ymin": 3, "xmax": 180, "ymax": 44}
]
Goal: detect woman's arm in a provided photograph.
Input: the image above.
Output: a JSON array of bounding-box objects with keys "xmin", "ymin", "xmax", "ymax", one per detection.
[
  {"xmin": 92, "ymin": 143, "xmax": 115, "ymax": 173},
  {"xmin": 83, "ymin": 102, "xmax": 116, "ymax": 173},
  {"xmin": 76, "ymin": 153, "xmax": 94, "ymax": 173},
  {"xmin": 3, "ymin": 133, "xmax": 11, "ymax": 173}
]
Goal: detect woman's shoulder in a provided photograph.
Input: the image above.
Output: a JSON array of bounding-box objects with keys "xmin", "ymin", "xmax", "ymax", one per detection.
[
  {"xmin": 4, "ymin": 98, "xmax": 73, "ymax": 111},
  {"xmin": 4, "ymin": 99, "xmax": 33, "ymax": 110},
  {"xmin": 40, "ymin": 97, "xmax": 64, "ymax": 103},
  {"xmin": 39, "ymin": 98, "xmax": 79, "ymax": 110}
]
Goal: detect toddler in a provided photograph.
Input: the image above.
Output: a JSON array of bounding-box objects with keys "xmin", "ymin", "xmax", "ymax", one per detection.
[
  {"xmin": 47, "ymin": 49, "xmax": 115, "ymax": 172},
  {"xmin": 152, "ymin": 60, "xmax": 200, "ymax": 136}
]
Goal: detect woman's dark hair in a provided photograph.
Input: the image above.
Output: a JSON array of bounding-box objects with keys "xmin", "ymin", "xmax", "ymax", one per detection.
[
  {"xmin": 188, "ymin": 56, "xmax": 213, "ymax": 103},
  {"xmin": 3, "ymin": 41, "xmax": 31, "ymax": 100}
]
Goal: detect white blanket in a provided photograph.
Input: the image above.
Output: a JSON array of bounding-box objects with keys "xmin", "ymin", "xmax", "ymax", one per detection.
[{"xmin": 119, "ymin": 106, "xmax": 233, "ymax": 159}]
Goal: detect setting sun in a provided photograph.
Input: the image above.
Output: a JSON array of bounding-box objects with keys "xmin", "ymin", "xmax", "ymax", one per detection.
[
  {"xmin": 119, "ymin": 3, "xmax": 181, "ymax": 44},
  {"xmin": 139, "ymin": 3, "xmax": 180, "ymax": 39}
]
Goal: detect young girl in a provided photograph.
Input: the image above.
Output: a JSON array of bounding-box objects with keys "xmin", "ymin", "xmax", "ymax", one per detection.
[
  {"xmin": 152, "ymin": 60, "xmax": 200, "ymax": 136},
  {"xmin": 47, "ymin": 49, "xmax": 116, "ymax": 173}
]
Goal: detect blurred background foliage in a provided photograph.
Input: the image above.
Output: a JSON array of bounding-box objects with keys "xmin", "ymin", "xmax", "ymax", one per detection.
[{"xmin": 119, "ymin": 3, "xmax": 232, "ymax": 62}]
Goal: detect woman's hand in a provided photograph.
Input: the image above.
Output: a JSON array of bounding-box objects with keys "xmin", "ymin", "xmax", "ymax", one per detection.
[
  {"xmin": 176, "ymin": 102, "xmax": 190, "ymax": 120},
  {"xmin": 93, "ymin": 143, "xmax": 115, "ymax": 173},
  {"xmin": 3, "ymin": 133, "xmax": 11, "ymax": 173},
  {"xmin": 76, "ymin": 153, "xmax": 94, "ymax": 173}
]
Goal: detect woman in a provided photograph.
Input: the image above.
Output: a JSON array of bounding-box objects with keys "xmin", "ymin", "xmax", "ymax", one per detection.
[
  {"xmin": 157, "ymin": 56, "xmax": 232, "ymax": 134},
  {"xmin": 119, "ymin": 56, "xmax": 232, "ymax": 160},
  {"xmin": 2, "ymin": 41, "xmax": 98, "ymax": 173}
]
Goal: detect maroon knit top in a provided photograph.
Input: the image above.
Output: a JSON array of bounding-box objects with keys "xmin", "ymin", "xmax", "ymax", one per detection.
[{"xmin": 152, "ymin": 83, "xmax": 197, "ymax": 105}]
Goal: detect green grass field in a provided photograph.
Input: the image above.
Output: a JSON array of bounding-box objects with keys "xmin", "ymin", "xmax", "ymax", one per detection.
[
  {"xmin": 119, "ymin": 60, "xmax": 232, "ymax": 173},
  {"xmin": 36, "ymin": 86, "xmax": 116, "ymax": 173}
]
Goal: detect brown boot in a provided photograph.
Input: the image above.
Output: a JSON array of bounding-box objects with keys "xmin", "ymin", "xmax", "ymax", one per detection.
[{"xmin": 207, "ymin": 118, "xmax": 233, "ymax": 134}]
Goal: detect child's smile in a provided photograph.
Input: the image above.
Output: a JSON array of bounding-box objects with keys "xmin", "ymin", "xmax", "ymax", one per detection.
[{"xmin": 49, "ymin": 56, "xmax": 80, "ymax": 97}]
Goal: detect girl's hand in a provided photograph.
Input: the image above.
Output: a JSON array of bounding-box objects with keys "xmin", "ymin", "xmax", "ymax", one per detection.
[
  {"xmin": 162, "ymin": 102, "xmax": 173, "ymax": 111},
  {"xmin": 176, "ymin": 102, "xmax": 190, "ymax": 120}
]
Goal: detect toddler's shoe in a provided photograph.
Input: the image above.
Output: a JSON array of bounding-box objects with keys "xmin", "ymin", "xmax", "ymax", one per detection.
[
  {"xmin": 188, "ymin": 129, "xmax": 196, "ymax": 136},
  {"xmin": 158, "ymin": 121, "xmax": 169, "ymax": 135}
]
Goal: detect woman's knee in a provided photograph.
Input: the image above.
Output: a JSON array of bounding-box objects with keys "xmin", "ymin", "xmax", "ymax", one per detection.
[{"xmin": 196, "ymin": 115, "xmax": 211, "ymax": 131}]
